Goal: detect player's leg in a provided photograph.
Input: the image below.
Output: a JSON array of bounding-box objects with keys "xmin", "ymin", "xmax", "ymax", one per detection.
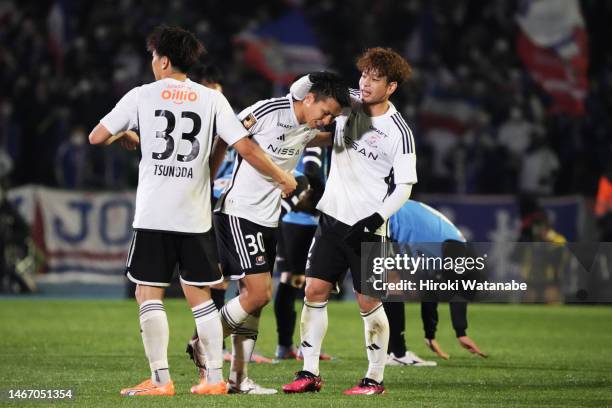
[
  {"xmin": 121, "ymin": 231, "xmax": 176, "ymax": 396},
  {"xmin": 383, "ymin": 301, "xmax": 406, "ymax": 359},
  {"xmin": 283, "ymin": 214, "xmax": 345, "ymax": 393},
  {"xmin": 274, "ymin": 223, "xmax": 296, "ymax": 357},
  {"xmin": 179, "ymin": 231, "xmax": 228, "ymax": 394},
  {"xmin": 211, "ymin": 282, "xmax": 228, "ymax": 312},
  {"xmin": 301, "ymin": 277, "xmax": 333, "ymax": 370},
  {"xmin": 350, "ymin": 292, "xmax": 388, "ymax": 394},
  {"xmin": 186, "ymin": 269, "xmax": 229, "ymax": 378},
  {"xmin": 228, "ymin": 273, "xmax": 276, "ymax": 393},
  {"xmin": 275, "ymin": 221, "xmax": 314, "ymax": 359},
  {"xmin": 213, "ymin": 213, "xmax": 252, "ymax": 335},
  {"xmin": 215, "ymin": 215, "xmax": 277, "ymax": 393},
  {"xmin": 343, "ymin": 234, "xmax": 388, "ymax": 395},
  {"xmin": 275, "ymin": 270, "xmax": 298, "ymax": 357}
]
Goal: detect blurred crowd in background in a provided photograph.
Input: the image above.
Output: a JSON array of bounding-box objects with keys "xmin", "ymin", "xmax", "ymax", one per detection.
[{"xmin": 0, "ymin": 0, "xmax": 611, "ymax": 198}]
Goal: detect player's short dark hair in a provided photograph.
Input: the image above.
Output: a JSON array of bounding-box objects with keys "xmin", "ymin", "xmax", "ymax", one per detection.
[
  {"xmin": 146, "ymin": 25, "xmax": 206, "ymax": 73},
  {"xmin": 308, "ymin": 71, "xmax": 350, "ymax": 108},
  {"xmin": 356, "ymin": 47, "xmax": 413, "ymax": 85},
  {"xmin": 191, "ymin": 63, "xmax": 223, "ymax": 85}
]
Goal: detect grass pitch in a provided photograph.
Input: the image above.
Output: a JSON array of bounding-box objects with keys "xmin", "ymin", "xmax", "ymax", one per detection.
[{"xmin": 1, "ymin": 300, "xmax": 611, "ymax": 407}]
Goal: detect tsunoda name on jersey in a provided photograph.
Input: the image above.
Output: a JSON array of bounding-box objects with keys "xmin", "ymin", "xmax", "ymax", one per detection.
[{"xmin": 153, "ymin": 164, "xmax": 194, "ymax": 179}]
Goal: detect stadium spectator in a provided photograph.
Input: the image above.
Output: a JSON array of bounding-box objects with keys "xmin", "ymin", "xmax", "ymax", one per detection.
[
  {"xmin": 2, "ymin": 1, "xmax": 611, "ymax": 196},
  {"xmin": 595, "ymin": 165, "xmax": 612, "ymax": 241}
]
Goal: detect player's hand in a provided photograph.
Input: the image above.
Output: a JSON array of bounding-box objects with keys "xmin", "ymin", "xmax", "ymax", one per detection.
[
  {"xmin": 343, "ymin": 213, "xmax": 384, "ymax": 253},
  {"xmin": 290, "ymin": 274, "xmax": 306, "ymax": 289},
  {"xmin": 348, "ymin": 213, "xmax": 385, "ymax": 235},
  {"xmin": 104, "ymin": 130, "xmax": 140, "ymax": 150},
  {"xmin": 279, "ymin": 171, "xmax": 298, "ymax": 197},
  {"xmin": 289, "ymin": 74, "xmax": 313, "ymax": 100},
  {"xmin": 294, "ymin": 188, "xmax": 316, "ymax": 214},
  {"xmin": 119, "ymin": 130, "xmax": 140, "ymax": 150},
  {"xmin": 458, "ymin": 336, "xmax": 487, "ymax": 358},
  {"xmin": 425, "ymin": 338, "xmax": 450, "ymax": 360}
]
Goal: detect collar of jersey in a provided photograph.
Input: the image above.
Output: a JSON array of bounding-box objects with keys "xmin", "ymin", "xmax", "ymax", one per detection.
[
  {"xmin": 358, "ymin": 100, "xmax": 398, "ymax": 119},
  {"xmin": 287, "ymin": 94, "xmax": 300, "ymax": 127}
]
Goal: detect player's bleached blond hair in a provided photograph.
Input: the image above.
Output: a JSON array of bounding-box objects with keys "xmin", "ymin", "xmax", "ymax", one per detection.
[{"xmin": 356, "ymin": 47, "xmax": 413, "ymax": 85}]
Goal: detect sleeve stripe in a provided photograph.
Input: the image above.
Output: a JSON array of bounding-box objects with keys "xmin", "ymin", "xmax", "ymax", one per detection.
[
  {"xmin": 253, "ymin": 99, "xmax": 290, "ymax": 118},
  {"xmin": 253, "ymin": 99, "xmax": 289, "ymax": 115},
  {"xmin": 391, "ymin": 113, "xmax": 415, "ymax": 154},
  {"xmin": 253, "ymin": 103, "xmax": 291, "ymax": 119},
  {"xmin": 390, "ymin": 114, "xmax": 407, "ymax": 153},
  {"xmin": 393, "ymin": 113, "xmax": 411, "ymax": 153},
  {"xmin": 396, "ymin": 114, "xmax": 414, "ymax": 153}
]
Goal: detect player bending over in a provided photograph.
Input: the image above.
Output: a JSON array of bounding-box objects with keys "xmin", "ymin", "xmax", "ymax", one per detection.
[
  {"xmin": 384, "ymin": 200, "xmax": 486, "ymax": 367},
  {"xmin": 189, "ymin": 72, "xmax": 349, "ymax": 394}
]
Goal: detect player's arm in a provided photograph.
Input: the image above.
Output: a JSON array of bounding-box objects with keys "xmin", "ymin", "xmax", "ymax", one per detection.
[
  {"xmin": 306, "ymin": 131, "xmax": 333, "ymax": 147},
  {"xmin": 291, "ymin": 73, "xmax": 360, "ymax": 106},
  {"xmin": 209, "ymin": 136, "xmax": 228, "ymax": 180},
  {"xmin": 347, "ymin": 183, "xmax": 413, "ymax": 237},
  {"xmin": 88, "ymin": 123, "xmax": 113, "ymax": 145},
  {"xmin": 90, "ymin": 87, "xmax": 139, "ymax": 146},
  {"xmin": 232, "ymin": 137, "xmax": 296, "ymax": 195},
  {"xmin": 89, "ymin": 124, "xmax": 139, "ymax": 151}
]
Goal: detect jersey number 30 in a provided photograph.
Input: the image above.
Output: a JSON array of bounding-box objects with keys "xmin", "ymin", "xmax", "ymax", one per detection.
[{"xmin": 152, "ymin": 110, "xmax": 201, "ymax": 162}]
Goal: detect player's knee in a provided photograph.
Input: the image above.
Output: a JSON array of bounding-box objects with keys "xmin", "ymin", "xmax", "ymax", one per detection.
[
  {"xmin": 135, "ymin": 285, "xmax": 146, "ymax": 305},
  {"xmin": 248, "ymin": 288, "xmax": 272, "ymax": 310},
  {"xmin": 304, "ymin": 282, "xmax": 328, "ymax": 302},
  {"xmin": 356, "ymin": 293, "xmax": 381, "ymax": 313}
]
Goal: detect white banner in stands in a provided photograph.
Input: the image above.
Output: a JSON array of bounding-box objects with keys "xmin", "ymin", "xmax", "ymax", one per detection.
[{"xmin": 8, "ymin": 186, "xmax": 135, "ymax": 279}]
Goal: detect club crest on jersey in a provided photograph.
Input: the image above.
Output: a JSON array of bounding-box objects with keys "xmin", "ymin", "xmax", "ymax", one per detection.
[
  {"xmin": 366, "ymin": 126, "xmax": 387, "ymax": 147},
  {"xmin": 161, "ymin": 86, "xmax": 198, "ymax": 104},
  {"xmin": 242, "ymin": 113, "xmax": 257, "ymax": 130},
  {"xmin": 343, "ymin": 135, "xmax": 379, "ymax": 160},
  {"xmin": 255, "ymin": 255, "xmax": 266, "ymax": 266},
  {"xmin": 365, "ymin": 134, "xmax": 382, "ymax": 147}
]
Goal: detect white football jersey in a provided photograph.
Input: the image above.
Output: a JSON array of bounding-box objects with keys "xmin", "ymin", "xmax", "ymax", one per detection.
[
  {"xmin": 317, "ymin": 93, "xmax": 417, "ymax": 231},
  {"xmin": 218, "ymin": 95, "xmax": 318, "ymax": 227},
  {"xmin": 100, "ymin": 78, "xmax": 247, "ymax": 233}
]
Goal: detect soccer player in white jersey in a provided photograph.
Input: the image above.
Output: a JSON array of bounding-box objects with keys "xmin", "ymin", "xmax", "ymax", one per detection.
[
  {"xmin": 282, "ymin": 48, "xmax": 416, "ymax": 395},
  {"xmin": 204, "ymin": 73, "xmax": 349, "ymax": 394},
  {"xmin": 88, "ymin": 25, "xmax": 296, "ymax": 397}
]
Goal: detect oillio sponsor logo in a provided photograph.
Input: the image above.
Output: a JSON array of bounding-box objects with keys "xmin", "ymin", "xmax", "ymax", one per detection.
[{"xmin": 161, "ymin": 88, "xmax": 198, "ymax": 104}]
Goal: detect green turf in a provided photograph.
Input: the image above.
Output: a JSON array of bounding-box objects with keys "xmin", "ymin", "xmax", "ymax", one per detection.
[{"xmin": 1, "ymin": 300, "xmax": 611, "ymax": 407}]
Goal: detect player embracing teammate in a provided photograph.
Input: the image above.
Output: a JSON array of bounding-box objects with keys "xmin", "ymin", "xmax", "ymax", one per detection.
[
  {"xmin": 94, "ymin": 24, "xmax": 415, "ymax": 397},
  {"xmin": 283, "ymin": 47, "xmax": 416, "ymax": 395}
]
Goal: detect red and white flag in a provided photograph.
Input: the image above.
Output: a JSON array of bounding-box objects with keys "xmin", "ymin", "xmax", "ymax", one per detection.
[{"xmin": 516, "ymin": 0, "xmax": 589, "ymax": 116}]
